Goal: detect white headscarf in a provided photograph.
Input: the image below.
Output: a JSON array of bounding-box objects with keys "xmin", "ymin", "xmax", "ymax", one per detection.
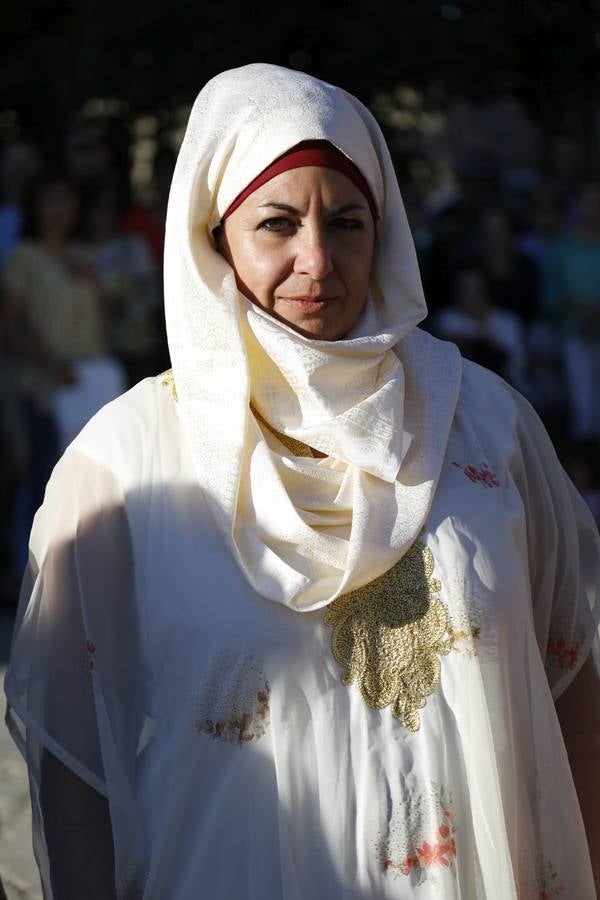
[{"xmin": 164, "ymin": 63, "xmax": 461, "ymax": 611}]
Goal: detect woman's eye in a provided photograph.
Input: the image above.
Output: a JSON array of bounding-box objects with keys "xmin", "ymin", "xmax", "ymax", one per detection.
[
  {"xmin": 258, "ymin": 217, "xmax": 294, "ymax": 232},
  {"xmin": 330, "ymin": 217, "xmax": 364, "ymax": 230}
]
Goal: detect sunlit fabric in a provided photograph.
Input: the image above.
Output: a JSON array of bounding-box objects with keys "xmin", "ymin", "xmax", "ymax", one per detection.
[{"xmin": 5, "ymin": 364, "xmax": 599, "ymax": 898}]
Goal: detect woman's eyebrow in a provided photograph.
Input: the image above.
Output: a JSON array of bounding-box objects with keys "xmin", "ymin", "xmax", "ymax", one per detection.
[
  {"xmin": 258, "ymin": 202, "xmax": 299, "ymax": 213},
  {"xmin": 257, "ymin": 202, "xmax": 366, "ymax": 214}
]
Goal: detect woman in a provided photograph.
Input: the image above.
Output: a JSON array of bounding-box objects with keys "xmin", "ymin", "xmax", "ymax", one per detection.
[
  {"xmin": 5, "ymin": 64, "xmax": 600, "ymax": 899},
  {"xmin": 433, "ymin": 264, "xmax": 531, "ymax": 396},
  {"xmin": 81, "ymin": 181, "xmax": 161, "ymax": 387},
  {"xmin": 477, "ymin": 208, "xmax": 540, "ymax": 326},
  {"xmin": 1, "ymin": 170, "xmax": 125, "ymax": 564},
  {"xmin": 545, "ymin": 181, "xmax": 600, "ymax": 441}
]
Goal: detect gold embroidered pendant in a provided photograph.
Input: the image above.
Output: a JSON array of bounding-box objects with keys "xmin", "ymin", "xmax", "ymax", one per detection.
[{"xmin": 324, "ymin": 541, "xmax": 450, "ymax": 732}]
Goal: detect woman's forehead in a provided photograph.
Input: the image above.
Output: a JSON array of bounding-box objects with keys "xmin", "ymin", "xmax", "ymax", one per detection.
[{"xmin": 238, "ymin": 167, "xmax": 368, "ymax": 211}]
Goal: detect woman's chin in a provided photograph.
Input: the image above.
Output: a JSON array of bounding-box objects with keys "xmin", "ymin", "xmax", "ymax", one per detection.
[
  {"xmin": 276, "ymin": 314, "xmax": 347, "ymax": 341},
  {"xmin": 243, "ymin": 294, "xmax": 357, "ymax": 340},
  {"xmin": 271, "ymin": 304, "xmax": 356, "ymax": 341}
]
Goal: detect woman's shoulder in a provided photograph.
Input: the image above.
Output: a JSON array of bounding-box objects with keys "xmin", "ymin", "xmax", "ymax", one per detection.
[
  {"xmin": 67, "ymin": 372, "xmax": 178, "ymax": 477},
  {"xmin": 456, "ymin": 354, "xmax": 561, "ymax": 478},
  {"xmin": 409, "ymin": 327, "xmax": 539, "ymax": 433},
  {"xmin": 459, "ymin": 354, "xmax": 519, "ymax": 410}
]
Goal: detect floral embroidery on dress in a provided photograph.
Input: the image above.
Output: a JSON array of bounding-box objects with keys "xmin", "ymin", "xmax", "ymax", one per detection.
[
  {"xmin": 447, "ymin": 602, "xmax": 482, "ymax": 657},
  {"xmin": 441, "ymin": 566, "xmax": 485, "ymax": 658},
  {"xmin": 380, "ymin": 783, "xmax": 457, "ymax": 886},
  {"xmin": 159, "ymin": 368, "xmax": 178, "ymax": 402},
  {"xmin": 534, "ymin": 859, "xmax": 564, "ymax": 898},
  {"xmin": 200, "ymin": 683, "xmax": 270, "ymax": 745},
  {"xmin": 451, "ymin": 460, "xmax": 500, "ymax": 488},
  {"xmin": 79, "ymin": 638, "xmax": 97, "ymax": 684},
  {"xmin": 324, "ymin": 541, "xmax": 450, "ymax": 732},
  {"xmin": 447, "ymin": 621, "xmax": 481, "ymax": 656},
  {"xmin": 546, "ymin": 636, "xmax": 580, "ymax": 671},
  {"xmin": 192, "ymin": 654, "xmax": 271, "ymax": 747}
]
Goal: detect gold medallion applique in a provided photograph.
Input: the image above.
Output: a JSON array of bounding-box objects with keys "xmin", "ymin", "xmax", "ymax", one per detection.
[{"xmin": 324, "ymin": 541, "xmax": 450, "ymax": 732}]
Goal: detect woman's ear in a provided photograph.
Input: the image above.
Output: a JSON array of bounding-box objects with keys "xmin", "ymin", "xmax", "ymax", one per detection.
[
  {"xmin": 211, "ymin": 221, "xmax": 233, "ymax": 264},
  {"xmin": 211, "ymin": 221, "xmax": 224, "ymax": 249}
]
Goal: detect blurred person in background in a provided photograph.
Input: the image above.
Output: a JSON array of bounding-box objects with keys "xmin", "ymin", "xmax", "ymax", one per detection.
[
  {"xmin": 517, "ymin": 181, "xmax": 568, "ymax": 439},
  {"xmin": 122, "ymin": 144, "xmax": 175, "ymax": 268},
  {"xmin": 546, "ymin": 181, "xmax": 600, "ymax": 440},
  {"xmin": 82, "ymin": 181, "xmax": 160, "ymax": 386},
  {"xmin": 478, "ymin": 207, "xmax": 540, "ymax": 326},
  {"xmin": 65, "ymin": 118, "xmax": 127, "ymax": 192},
  {"xmin": 518, "ymin": 179, "xmax": 562, "ymax": 273},
  {"xmin": 420, "ymin": 197, "xmax": 471, "ymax": 314},
  {"xmin": 0, "ymin": 140, "xmax": 41, "ymax": 271},
  {"xmin": 565, "ymin": 439, "xmax": 600, "ymax": 526},
  {"xmin": 454, "ymin": 155, "xmax": 500, "ymax": 235},
  {"xmin": 545, "ymin": 131, "xmax": 588, "ymax": 220},
  {"xmin": 121, "ymin": 144, "xmax": 175, "ymax": 372},
  {"xmin": 432, "ymin": 264, "xmax": 531, "ymax": 397},
  {"xmin": 399, "ymin": 180, "xmax": 433, "ymax": 264},
  {"xmin": 0, "ymin": 310, "xmax": 28, "ymax": 604},
  {"xmin": 1, "ymin": 169, "xmax": 125, "ymax": 561}
]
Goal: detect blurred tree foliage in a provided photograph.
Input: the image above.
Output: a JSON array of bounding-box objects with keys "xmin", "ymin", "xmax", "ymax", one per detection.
[{"xmin": 2, "ymin": 0, "xmax": 600, "ymax": 147}]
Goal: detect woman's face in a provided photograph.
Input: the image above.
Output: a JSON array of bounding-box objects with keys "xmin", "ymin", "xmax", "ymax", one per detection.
[{"xmin": 216, "ymin": 166, "xmax": 376, "ymax": 340}]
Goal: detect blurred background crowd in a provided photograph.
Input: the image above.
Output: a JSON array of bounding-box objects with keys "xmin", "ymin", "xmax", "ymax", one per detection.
[{"xmin": 2, "ymin": 0, "xmax": 600, "ymax": 606}]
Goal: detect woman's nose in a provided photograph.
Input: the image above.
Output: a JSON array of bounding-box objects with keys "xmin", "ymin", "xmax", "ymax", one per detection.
[{"xmin": 293, "ymin": 226, "xmax": 333, "ymax": 280}]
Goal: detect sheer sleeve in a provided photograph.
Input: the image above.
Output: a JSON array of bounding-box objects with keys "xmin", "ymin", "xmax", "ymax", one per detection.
[
  {"xmin": 4, "ymin": 447, "xmax": 146, "ymax": 898},
  {"xmin": 511, "ymin": 389, "xmax": 600, "ymax": 700}
]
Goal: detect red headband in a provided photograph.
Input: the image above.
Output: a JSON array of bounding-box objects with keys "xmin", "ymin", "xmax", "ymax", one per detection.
[{"xmin": 222, "ymin": 139, "xmax": 378, "ymax": 221}]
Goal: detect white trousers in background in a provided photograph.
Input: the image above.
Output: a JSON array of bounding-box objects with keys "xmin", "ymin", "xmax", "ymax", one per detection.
[{"xmin": 53, "ymin": 356, "xmax": 126, "ymax": 452}]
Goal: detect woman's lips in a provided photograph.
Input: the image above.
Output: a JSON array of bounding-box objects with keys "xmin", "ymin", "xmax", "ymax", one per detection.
[{"xmin": 279, "ymin": 295, "xmax": 337, "ymax": 312}]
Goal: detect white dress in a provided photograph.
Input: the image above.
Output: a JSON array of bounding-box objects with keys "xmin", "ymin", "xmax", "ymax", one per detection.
[{"xmin": 5, "ymin": 356, "xmax": 599, "ymax": 899}]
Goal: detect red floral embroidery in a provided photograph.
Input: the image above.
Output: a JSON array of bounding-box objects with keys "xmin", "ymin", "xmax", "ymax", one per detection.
[
  {"xmin": 400, "ymin": 854, "xmax": 419, "ymax": 875},
  {"xmin": 85, "ymin": 639, "xmax": 96, "ymax": 671},
  {"xmin": 547, "ymin": 637, "xmax": 580, "ymax": 671},
  {"xmin": 417, "ymin": 840, "xmax": 450, "ymax": 868},
  {"xmin": 534, "ymin": 859, "xmax": 564, "ymax": 897},
  {"xmin": 383, "ymin": 791, "xmax": 457, "ymax": 882},
  {"xmin": 452, "ymin": 461, "xmax": 500, "ymax": 488}
]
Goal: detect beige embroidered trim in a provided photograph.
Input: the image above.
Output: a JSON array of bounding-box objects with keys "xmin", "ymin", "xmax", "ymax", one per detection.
[
  {"xmin": 157, "ymin": 372, "xmax": 311, "ymax": 459},
  {"xmin": 324, "ymin": 541, "xmax": 450, "ymax": 732},
  {"xmin": 250, "ymin": 404, "xmax": 315, "ymax": 458},
  {"xmin": 158, "ymin": 375, "xmax": 324, "ymax": 456}
]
